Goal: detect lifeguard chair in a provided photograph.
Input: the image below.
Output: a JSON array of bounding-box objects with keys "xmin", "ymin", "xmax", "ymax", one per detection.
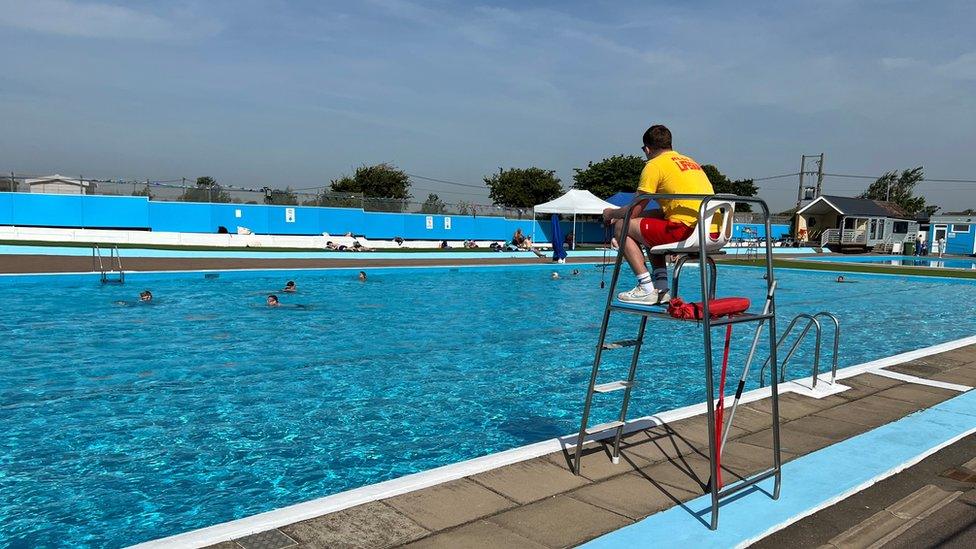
[{"xmin": 572, "ymin": 193, "xmax": 782, "ymax": 530}]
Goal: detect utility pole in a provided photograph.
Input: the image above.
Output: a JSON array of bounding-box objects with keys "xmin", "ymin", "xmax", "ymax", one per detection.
[{"xmin": 796, "ymin": 153, "xmax": 825, "ymax": 208}]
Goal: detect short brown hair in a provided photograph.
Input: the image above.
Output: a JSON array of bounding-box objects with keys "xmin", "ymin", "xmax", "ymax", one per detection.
[{"xmin": 642, "ymin": 124, "xmax": 672, "ymax": 150}]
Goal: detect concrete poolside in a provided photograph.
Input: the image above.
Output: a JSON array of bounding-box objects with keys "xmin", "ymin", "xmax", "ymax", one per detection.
[{"xmin": 175, "ymin": 344, "xmax": 976, "ymax": 549}]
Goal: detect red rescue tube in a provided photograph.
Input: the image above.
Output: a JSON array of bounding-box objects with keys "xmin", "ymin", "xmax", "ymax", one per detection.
[{"xmin": 667, "ymin": 297, "xmax": 751, "ymax": 320}]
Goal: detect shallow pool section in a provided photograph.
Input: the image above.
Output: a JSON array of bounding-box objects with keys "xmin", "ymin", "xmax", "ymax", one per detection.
[
  {"xmin": 2, "ymin": 265, "xmax": 976, "ymax": 547},
  {"xmin": 806, "ymin": 254, "xmax": 976, "ymax": 269}
]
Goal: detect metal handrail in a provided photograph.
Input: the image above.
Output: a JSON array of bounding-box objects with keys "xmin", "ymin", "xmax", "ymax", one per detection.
[
  {"xmin": 813, "ymin": 311, "xmax": 840, "ymax": 385},
  {"xmin": 759, "ymin": 314, "xmax": 820, "ymax": 388}
]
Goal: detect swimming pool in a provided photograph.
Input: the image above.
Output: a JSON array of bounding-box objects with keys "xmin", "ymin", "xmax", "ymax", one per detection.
[
  {"xmin": 3, "ymin": 264, "xmax": 976, "ymax": 547},
  {"xmin": 806, "ymin": 254, "xmax": 976, "ymax": 269}
]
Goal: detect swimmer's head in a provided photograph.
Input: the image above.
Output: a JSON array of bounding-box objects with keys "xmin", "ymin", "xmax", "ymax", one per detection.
[
  {"xmin": 836, "ymin": 275, "xmax": 845, "ymax": 283},
  {"xmin": 139, "ymin": 290, "xmax": 152, "ymax": 302},
  {"xmin": 283, "ymin": 280, "xmax": 296, "ymax": 292},
  {"xmin": 551, "ymin": 272, "xmax": 560, "ymax": 280},
  {"xmin": 267, "ymin": 294, "xmax": 279, "ymax": 307},
  {"xmin": 358, "ymin": 271, "xmax": 367, "ymax": 281},
  {"xmin": 572, "ymin": 269, "xmax": 580, "ymax": 276}
]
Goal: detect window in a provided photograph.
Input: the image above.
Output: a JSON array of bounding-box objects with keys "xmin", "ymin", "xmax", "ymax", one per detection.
[
  {"xmin": 951, "ymin": 224, "xmax": 970, "ymax": 233},
  {"xmin": 893, "ymin": 221, "xmax": 909, "ymax": 234}
]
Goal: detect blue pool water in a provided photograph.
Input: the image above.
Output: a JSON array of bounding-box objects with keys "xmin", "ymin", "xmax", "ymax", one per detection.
[
  {"xmin": 807, "ymin": 255, "xmax": 976, "ymax": 269},
  {"xmin": 2, "ymin": 265, "xmax": 976, "ymax": 547}
]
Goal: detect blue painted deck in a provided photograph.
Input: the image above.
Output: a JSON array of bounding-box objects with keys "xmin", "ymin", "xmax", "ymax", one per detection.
[{"xmin": 584, "ymin": 389, "xmax": 976, "ymax": 548}]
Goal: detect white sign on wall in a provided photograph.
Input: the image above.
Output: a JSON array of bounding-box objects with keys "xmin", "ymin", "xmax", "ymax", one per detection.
[
  {"xmin": 444, "ymin": 217, "xmax": 452, "ymax": 230},
  {"xmin": 425, "ymin": 216, "xmax": 434, "ymax": 229},
  {"xmin": 235, "ymin": 209, "xmax": 242, "ymax": 218},
  {"xmin": 285, "ymin": 208, "xmax": 296, "ymax": 223}
]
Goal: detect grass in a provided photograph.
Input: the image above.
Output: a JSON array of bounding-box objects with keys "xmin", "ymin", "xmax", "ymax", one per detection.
[{"xmin": 723, "ymin": 257, "xmax": 976, "ymax": 280}]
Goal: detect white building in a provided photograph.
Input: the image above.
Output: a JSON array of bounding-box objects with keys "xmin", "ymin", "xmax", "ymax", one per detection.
[{"xmin": 26, "ymin": 174, "xmax": 91, "ymax": 195}]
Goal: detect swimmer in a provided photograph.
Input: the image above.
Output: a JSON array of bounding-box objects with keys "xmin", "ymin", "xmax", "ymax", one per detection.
[
  {"xmin": 282, "ymin": 280, "xmax": 297, "ymax": 293},
  {"xmin": 551, "ymin": 272, "xmax": 560, "ymax": 280},
  {"xmin": 572, "ymin": 269, "xmax": 580, "ymax": 276},
  {"xmin": 267, "ymin": 294, "xmax": 280, "ymax": 307},
  {"xmin": 836, "ymin": 275, "xmax": 856, "ymax": 283},
  {"xmin": 139, "ymin": 290, "xmax": 153, "ymax": 303},
  {"xmin": 358, "ymin": 271, "xmax": 367, "ymax": 282}
]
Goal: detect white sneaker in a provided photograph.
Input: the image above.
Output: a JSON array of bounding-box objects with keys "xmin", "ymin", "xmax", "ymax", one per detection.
[{"xmin": 617, "ymin": 286, "xmax": 670, "ymax": 305}]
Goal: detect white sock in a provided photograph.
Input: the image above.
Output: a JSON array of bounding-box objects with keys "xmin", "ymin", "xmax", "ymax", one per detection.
[
  {"xmin": 652, "ymin": 267, "xmax": 669, "ymax": 291},
  {"xmin": 636, "ymin": 272, "xmax": 653, "ymax": 292}
]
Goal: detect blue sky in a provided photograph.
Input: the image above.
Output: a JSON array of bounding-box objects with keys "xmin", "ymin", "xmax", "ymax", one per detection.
[{"xmin": 0, "ymin": 0, "xmax": 974, "ymax": 211}]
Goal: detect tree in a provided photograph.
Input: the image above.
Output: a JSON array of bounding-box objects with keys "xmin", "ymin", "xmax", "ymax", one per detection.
[
  {"xmin": 420, "ymin": 193, "xmax": 447, "ymax": 214},
  {"xmin": 858, "ymin": 167, "xmax": 925, "ymax": 215},
  {"xmin": 572, "ymin": 155, "xmax": 646, "ymax": 198},
  {"xmin": 484, "ymin": 167, "xmax": 562, "ymax": 208},
  {"xmin": 701, "ymin": 164, "xmax": 758, "ymax": 212},
  {"xmin": 331, "ymin": 163, "xmax": 411, "ymax": 212},
  {"xmin": 265, "ymin": 187, "xmax": 298, "ymax": 205},
  {"xmin": 132, "ymin": 185, "xmax": 153, "ymax": 199},
  {"xmin": 180, "ymin": 176, "xmax": 231, "ymax": 203}
]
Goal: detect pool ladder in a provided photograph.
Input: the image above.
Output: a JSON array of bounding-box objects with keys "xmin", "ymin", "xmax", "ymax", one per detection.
[
  {"xmin": 759, "ymin": 312, "xmax": 840, "ymax": 389},
  {"xmin": 92, "ymin": 244, "xmax": 125, "ymax": 284}
]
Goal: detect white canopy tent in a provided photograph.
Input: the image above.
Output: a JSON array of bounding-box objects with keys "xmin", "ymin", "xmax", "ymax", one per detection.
[{"xmin": 532, "ymin": 189, "xmax": 616, "ymax": 249}]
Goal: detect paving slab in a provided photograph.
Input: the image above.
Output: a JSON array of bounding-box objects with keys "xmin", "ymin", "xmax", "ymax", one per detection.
[
  {"xmin": 931, "ymin": 365, "xmax": 976, "ymax": 386},
  {"xmin": 784, "ymin": 414, "xmax": 872, "ymax": 442},
  {"xmin": 743, "ymin": 393, "xmax": 847, "ymax": 421},
  {"xmin": 874, "ymin": 384, "xmax": 958, "ymax": 407},
  {"xmin": 486, "ymin": 494, "xmax": 632, "ymax": 548},
  {"xmin": 383, "ymin": 478, "xmax": 515, "ymax": 531},
  {"xmin": 567, "ymin": 469, "xmax": 697, "ymax": 520},
  {"xmin": 932, "ymin": 345, "xmax": 976, "ymax": 364},
  {"xmin": 738, "ymin": 425, "xmax": 836, "ymax": 456},
  {"xmin": 831, "ymin": 376, "xmax": 900, "ymax": 401},
  {"xmin": 469, "ymin": 456, "xmax": 589, "ymax": 504},
  {"xmin": 279, "ymin": 501, "xmax": 428, "ymax": 549},
  {"xmin": 205, "ymin": 542, "xmax": 241, "ymax": 549},
  {"xmin": 814, "ymin": 395, "xmax": 924, "ymax": 427},
  {"xmin": 401, "ymin": 520, "xmax": 547, "ymax": 549},
  {"xmin": 617, "ymin": 424, "xmax": 698, "ymax": 464},
  {"xmin": 235, "ymin": 529, "xmax": 297, "ymax": 549},
  {"xmin": 546, "ymin": 440, "xmax": 651, "ymax": 481}
]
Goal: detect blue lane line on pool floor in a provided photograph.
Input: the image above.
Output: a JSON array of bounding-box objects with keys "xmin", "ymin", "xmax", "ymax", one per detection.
[{"xmin": 583, "ymin": 389, "xmax": 976, "ymax": 549}]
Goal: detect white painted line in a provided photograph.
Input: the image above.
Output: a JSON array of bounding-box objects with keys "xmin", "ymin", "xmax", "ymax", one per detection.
[
  {"xmin": 736, "ymin": 424, "xmax": 976, "ymax": 549},
  {"xmin": 130, "ymin": 334, "xmax": 976, "ymax": 549},
  {"xmin": 869, "ymin": 369, "xmax": 972, "ymax": 392}
]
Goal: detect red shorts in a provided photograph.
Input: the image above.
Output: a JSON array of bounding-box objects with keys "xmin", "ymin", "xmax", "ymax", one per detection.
[
  {"xmin": 639, "ymin": 218, "xmax": 720, "ymax": 246},
  {"xmin": 639, "ymin": 218, "xmax": 695, "ymax": 246}
]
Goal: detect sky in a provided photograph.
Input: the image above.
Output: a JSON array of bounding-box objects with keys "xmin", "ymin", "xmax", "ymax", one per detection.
[{"xmin": 0, "ymin": 0, "xmax": 974, "ymax": 211}]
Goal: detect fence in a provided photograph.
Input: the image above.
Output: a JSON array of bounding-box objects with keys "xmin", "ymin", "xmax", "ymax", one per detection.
[{"xmin": 0, "ymin": 174, "xmax": 529, "ymax": 219}]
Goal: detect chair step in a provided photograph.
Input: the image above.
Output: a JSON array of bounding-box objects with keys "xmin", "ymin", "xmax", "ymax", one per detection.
[
  {"xmin": 585, "ymin": 420, "xmax": 625, "ymax": 435},
  {"xmin": 594, "ymin": 380, "xmax": 632, "ymax": 393},
  {"xmin": 602, "ymin": 339, "xmax": 640, "ymax": 350}
]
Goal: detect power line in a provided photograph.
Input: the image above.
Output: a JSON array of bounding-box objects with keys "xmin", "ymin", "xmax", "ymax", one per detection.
[{"xmin": 406, "ymin": 172, "xmax": 485, "ymax": 189}]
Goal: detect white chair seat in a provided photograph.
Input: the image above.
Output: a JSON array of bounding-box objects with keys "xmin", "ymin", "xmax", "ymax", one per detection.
[{"xmin": 647, "ymin": 200, "xmax": 735, "ymax": 254}]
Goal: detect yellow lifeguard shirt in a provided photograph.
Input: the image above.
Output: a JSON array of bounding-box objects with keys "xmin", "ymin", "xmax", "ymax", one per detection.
[{"xmin": 637, "ymin": 150, "xmax": 718, "ymax": 230}]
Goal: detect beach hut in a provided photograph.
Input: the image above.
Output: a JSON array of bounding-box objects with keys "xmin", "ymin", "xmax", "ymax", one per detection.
[{"xmin": 26, "ymin": 174, "xmax": 91, "ymax": 195}]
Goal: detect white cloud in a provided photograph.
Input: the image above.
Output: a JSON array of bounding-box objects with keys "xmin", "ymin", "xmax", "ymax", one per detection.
[
  {"xmin": 0, "ymin": 0, "xmax": 220, "ymax": 41},
  {"xmin": 936, "ymin": 51, "xmax": 976, "ymax": 81}
]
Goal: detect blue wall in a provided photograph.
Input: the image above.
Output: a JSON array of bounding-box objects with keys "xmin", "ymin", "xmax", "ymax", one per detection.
[
  {"xmin": 928, "ymin": 221, "xmax": 976, "ymax": 255},
  {"xmin": 0, "ymin": 192, "xmax": 789, "ymax": 245}
]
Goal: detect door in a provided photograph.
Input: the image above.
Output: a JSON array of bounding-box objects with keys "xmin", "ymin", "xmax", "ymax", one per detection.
[{"xmin": 933, "ymin": 225, "xmax": 948, "ymax": 255}]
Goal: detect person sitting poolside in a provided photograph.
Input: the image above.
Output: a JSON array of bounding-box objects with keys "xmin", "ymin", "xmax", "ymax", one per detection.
[
  {"xmin": 358, "ymin": 271, "xmax": 367, "ymax": 282},
  {"xmin": 440, "ymin": 240, "xmax": 450, "ymax": 249},
  {"xmin": 267, "ymin": 294, "xmax": 280, "ymax": 307},
  {"xmin": 602, "ymin": 124, "xmax": 719, "ymax": 305},
  {"xmin": 512, "ymin": 228, "xmax": 527, "ymax": 248},
  {"xmin": 394, "ymin": 236, "xmax": 404, "ymax": 246},
  {"xmin": 282, "ymin": 281, "xmax": 297, "ymax": 293},
  {"xmin": 326, "ymin": 241, "xmax": 338, "ymax": 250},
  {"xmin": 139, "ymin": 290, "xmax": 153, "ymax": 303}
]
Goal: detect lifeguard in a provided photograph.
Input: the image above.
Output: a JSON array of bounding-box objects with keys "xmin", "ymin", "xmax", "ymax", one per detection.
[{"xmin": 602, "ymin": 124, "xmax": 717, "ymax": 305}]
